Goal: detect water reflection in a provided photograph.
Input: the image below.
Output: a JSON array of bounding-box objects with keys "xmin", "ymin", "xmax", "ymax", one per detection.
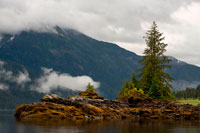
[
  {"xmin": 16, "ymin": 119, "xmax": 200, "ymax": 133},
  {"xmin": 1, "ymin": 111, "xmax": 200, "ymax": 133}
]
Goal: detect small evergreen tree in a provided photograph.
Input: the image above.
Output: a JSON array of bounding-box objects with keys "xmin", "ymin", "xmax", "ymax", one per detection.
[
  {"xmin": 139, "ymin": 21, "xmax": 173, "ymax": 98},
  {"xmin": 86, "ymin": 83, "xmax": 96, "ymax": 93}
]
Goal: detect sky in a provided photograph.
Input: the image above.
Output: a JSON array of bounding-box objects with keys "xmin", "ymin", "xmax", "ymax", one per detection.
[{"xmin": 0, "ymin": 0, "xmax": 200, "ymax": 66}]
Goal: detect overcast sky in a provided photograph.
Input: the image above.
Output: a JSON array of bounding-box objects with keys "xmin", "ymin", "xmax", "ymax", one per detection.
[{"xmin": 0, "ymin": 0, "xmax": 200, "ymax": 66}]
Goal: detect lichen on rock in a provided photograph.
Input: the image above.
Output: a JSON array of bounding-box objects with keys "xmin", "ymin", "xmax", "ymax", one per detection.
[
  {"xmin": 78, "ymin": 83, "xmax": 104, "ymax": 99},
  {"xmin": 14, "ymin": 92, "xmax": 200, "ymax": 121}
]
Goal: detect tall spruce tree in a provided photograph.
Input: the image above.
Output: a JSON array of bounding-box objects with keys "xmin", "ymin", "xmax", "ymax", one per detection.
[{"xmin": 139, "ymin": 22, "xmax": 173, "ymax": 98}]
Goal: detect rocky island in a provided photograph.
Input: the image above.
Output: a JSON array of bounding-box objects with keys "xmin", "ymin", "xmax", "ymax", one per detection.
[{"xmin": 14, "ymin": 89, "xmax": 200, "ymax": 121}]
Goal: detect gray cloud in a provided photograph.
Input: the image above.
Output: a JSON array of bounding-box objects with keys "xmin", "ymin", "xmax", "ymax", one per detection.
[
  {"xmin": 0, "ymin": 60, "xmax": 31, "ymax": 89},
  {"xmin": 0, "ymin": 0, "xmax": 200, "ymax": 66},
  {"xmin": 172, "ymin": 80, "xmax": 200, "ymax": 91},
  {"xmin": 32, "ymin": 68, "xmax": 100, "ymax": 93},
  {"xmin": 0, "ymin": 61, "xmax": 100, "ymax": 92},
  {"xmin": 16, "ymin": 71, "xmax": 31, "ymax": 85},
  {"xmin": 0, "ymin": 83, "xmax": 8, "ymax": 90}
]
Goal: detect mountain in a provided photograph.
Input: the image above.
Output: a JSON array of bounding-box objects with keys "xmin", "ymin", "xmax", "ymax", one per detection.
[{"xmin": 0, "ymin": 27, "xmax": 200, "ymax": 108}]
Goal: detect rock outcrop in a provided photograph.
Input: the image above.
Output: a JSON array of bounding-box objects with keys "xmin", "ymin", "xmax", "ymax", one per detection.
[{"xmin": 15, "ymin": 92, "xmax": 200, "ymax": 121}]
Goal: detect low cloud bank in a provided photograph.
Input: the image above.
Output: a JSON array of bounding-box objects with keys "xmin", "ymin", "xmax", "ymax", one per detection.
[
  {"xmin": 0, "ymin": 61, "xmax": 100, "ymax": 93},
  {"xmin": 171, "ymin": 80, "xmax": 200, "ymax": 91},
  {"xmin": 0, "ymin": 60, "xmax": 31, "ymax": 89},
  {"xmin": 0, "ymin": 83, "xmax": 9, "ymax": 90},
  {"xmin": 32, "ymin": 68, "xmax": 100, "ymax": 93}
]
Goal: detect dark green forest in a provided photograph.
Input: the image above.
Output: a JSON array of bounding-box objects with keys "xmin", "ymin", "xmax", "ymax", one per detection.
[{"xmin": 175, "ymin": 85, "xmax": 200, "ymax": 99}]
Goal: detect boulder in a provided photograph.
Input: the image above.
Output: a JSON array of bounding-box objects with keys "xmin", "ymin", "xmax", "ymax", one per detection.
[
  {"xmin": 40, "ymin": 94, "xmax": 66, "ymax": 105},
  {"xmin": 128, "ymin": 97, "xmax": 152, "ymax": 107}
]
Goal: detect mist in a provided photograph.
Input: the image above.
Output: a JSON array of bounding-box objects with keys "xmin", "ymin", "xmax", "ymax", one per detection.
[
  {"xmin": 1, "ymin": 0, "xmax": 200, "ymax": 66},
  {"xmin": 171, "ymin": 80, "xmax": 200, "ymax": 91},
  {"xmin": 32, "ymin": 68, "xmax": 100, "ymax": 93},
  {"xmin": 0, "ymin": 60, "xmax": 31, "ymax": 89}
]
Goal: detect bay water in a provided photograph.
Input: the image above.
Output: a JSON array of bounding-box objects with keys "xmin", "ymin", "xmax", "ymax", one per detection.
[{"xmin": 1, "ymin": 111, "xmax": 200, "ymax": 133}]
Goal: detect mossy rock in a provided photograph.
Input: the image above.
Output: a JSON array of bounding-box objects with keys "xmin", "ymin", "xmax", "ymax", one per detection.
[
  {"xmin": 78, "ymin": 89, "xmax": 104, "ymax": 99},
  {"xmin": 119, "ymin": 89, "xmax": 148, "ymax": 100}
]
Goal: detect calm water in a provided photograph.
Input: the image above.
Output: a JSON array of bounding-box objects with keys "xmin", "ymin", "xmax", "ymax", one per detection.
[{"xmin": 1, "ymin": 111, "xmax": 200, "ymax": 133}]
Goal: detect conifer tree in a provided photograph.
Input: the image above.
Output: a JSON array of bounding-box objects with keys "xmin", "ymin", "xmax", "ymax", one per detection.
[
  {"xmin": 86, "ymin": 83, "xmax": 96, "ymax": 93},
  {"xmin": 131, "ymin": 72, "xmax": 138, "ymax": 88},
  {"xmin": 139, "ymin": 21, "xmax": 173, "ymax": 98}
]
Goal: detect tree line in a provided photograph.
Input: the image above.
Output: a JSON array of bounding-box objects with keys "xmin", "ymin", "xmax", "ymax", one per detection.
[{"xmin": 174, "ymin": 85, "xmax": 200, "ymax": 99}]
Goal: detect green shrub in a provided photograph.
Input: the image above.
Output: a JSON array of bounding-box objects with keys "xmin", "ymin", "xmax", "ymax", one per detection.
[
  {"xmin": 85, "ymin": 83, "xmax": 96, "ymax": 93},
  {"xmin": 118, "ymin": 81, "xmax": 145, "ymax": 99},
  {"xmin": 118, "ymin": 81, "xmax": 134, "ymax": 98},
  {"xmin": 198, "ymin": 97, "xmax": 200, "ymax": 100}
]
